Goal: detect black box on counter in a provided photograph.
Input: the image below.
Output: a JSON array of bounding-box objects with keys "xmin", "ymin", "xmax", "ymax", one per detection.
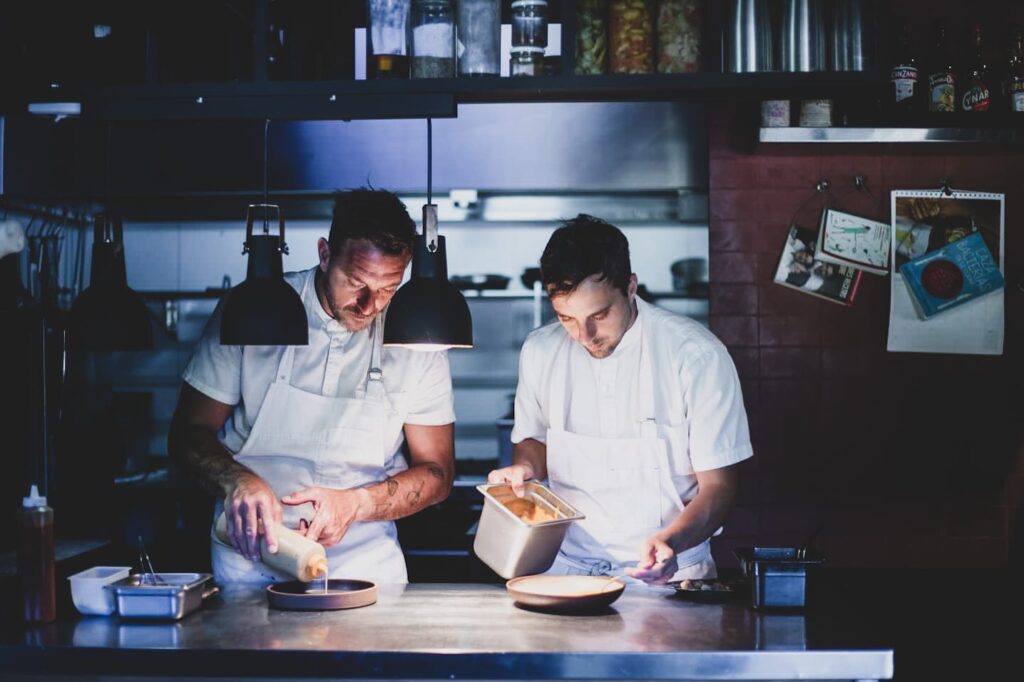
[{"xmin": 734, "ymin": 547, "xmax": 826, "ymax": 610}]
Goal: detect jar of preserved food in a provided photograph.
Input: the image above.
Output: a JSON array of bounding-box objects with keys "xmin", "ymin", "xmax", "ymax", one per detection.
[
  {"xmin": 656, "ymin": 0, "xmax": 701, "ymax": 74},
  {"xmin": 511, "ymin": 0, "xmax": 548, "ymax": 49},
  {"xmin": 575, "ymin": 0, "xmax": 608, "ymax": 75},
  {"xmin": 456, "ymin": 0, "xmax": 501, "ymax": 76},
  {"xmin": 510, "ymin": 47, "xmax": 545, "ymax": 77},
  {"xmin": 610, "ymin": 0, "xmax": 654, "ymax": 74},
  {"xmin": 367, "ymin": 0, "xmax": 412, "ymax": 78},
  {"xmin": 411, "ymin": 0, "xmax": 455, "ymax": 78}
]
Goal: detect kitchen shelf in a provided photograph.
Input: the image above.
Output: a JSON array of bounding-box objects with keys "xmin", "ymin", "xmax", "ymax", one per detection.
[
  {"xmin": 67, "ymin": 72, "xmax": 884, "ymax": 121},
  {"xmin": 760, "ymin": 126, "xmax": 1024, "ymax": 144}
]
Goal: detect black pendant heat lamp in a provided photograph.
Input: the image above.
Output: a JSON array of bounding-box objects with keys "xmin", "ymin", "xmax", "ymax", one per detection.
[
  {"xmin": 219, "ymin": 204, "xmax": 308, "ymax": 346},
  {"xmin": 384, "ymin": 118, "xmax": 473, "ymax": 351},
  {"xmin": 68, "ymin": 212, "xmax": 153, "ymax": 351},
  {"xmin": 383, "ymin": 204, "xmax": 473, "ymax": 350}
]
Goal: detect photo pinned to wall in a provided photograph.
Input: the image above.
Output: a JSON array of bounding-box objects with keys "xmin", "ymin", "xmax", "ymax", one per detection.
[
  {"xmin": 887, "ymin": 189, "xmax": 1005, "ymax": 355},
  {"xmin": 773, "ymin": 224, "xmax": 863, "ymax": 305},
  {"xmin": 814, "ymin": 208, "xmax": 891, "ymax": 275}
]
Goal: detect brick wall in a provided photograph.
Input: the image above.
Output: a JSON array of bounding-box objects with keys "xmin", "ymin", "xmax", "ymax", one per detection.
[{"xmin": 707, "ymin": 104, "xmax": 1024, "ymax": 568}]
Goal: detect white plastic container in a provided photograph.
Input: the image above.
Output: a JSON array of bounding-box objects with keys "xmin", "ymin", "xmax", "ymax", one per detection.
[{"xmin": 68, "ymin": 566, "xmax": 132, "ymax": 615}]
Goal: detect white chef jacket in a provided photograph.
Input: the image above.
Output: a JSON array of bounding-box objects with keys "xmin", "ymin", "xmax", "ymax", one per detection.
[
  {"xmin": 183, "ymin": 267, "xmax": 456, "ymax": 468},
  {"xmin": 512, "ymin": 298, "xmax": 752, "ymax": 505}
]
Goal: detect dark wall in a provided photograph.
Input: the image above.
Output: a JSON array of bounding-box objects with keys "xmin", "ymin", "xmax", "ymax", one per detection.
[{"xmin": 706, "ymin": 103, "xmax": 1024, "ymax": 569}]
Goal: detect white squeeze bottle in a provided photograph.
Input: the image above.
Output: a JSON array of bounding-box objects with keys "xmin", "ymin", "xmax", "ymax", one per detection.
[{"xmin": 215, "ymin": 513, "xmax": 327, "ymax": 582}]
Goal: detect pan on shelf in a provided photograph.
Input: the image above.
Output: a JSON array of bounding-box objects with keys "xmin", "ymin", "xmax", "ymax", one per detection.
[
  {"xmin": 506, "ymin": 575, "xmax": 625, "ymax": 613},
  {"xmin": 450, "ymin": 274, "xmax": 511, "ymax": 291}
]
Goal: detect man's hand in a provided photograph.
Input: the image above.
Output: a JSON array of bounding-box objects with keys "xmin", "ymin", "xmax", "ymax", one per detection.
[
  {"xmin": 624, "ymin": 533, "xmax": 679, "ymax": 585},
  {"xmin": 223, "ymin": 473, "xmax": 283, "ymax": 562},
  {"xmin": 487, "ymin": 463, "xmax": 536, "ymax": 497},
  {"xmin": 283, "ymin": 487, "xmax": 369, "ymax": 547}
]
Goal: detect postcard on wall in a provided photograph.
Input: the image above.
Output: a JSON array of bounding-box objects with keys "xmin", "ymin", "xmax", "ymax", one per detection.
[
  {"xmin": 887, "ymin": 189, "xmax": 1005, "ymax": 355},
  {"xmin": 774, "ymin": 224, "xmax": 863, "ymax": 305},
  {"xmin": 814, "ymin": 208, "xmax": 891, "ymax": 275}
]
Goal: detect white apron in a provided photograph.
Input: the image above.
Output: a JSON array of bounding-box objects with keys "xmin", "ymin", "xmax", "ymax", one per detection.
[
  {"xmin": 211, "ymin": 283, "xmax": 408, "ymax": 584},
  {"xmin": 545, "ymin": 318, "xmax": 716, "ymax": 582}
]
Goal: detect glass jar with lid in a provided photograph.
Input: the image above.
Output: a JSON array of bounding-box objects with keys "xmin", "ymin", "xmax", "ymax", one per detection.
[
  {"xmin": 456, "ymin": 0, "xmax": 501, "ymax": 76},
  {"xmin": 367, "ymin": 0, "xmax": 412, "ymax": 78},
  {"xmin": 609, "ymin": 0, "xmax": 653, "ymax": 74},
  {"xmin": 511, "ymin": 0, "xmax": 548, "ymax": 49},
  {"xmin": 411, "ymin": 0, "xmax": 455, "ymax": 78},
  {"xmin": 656, "ymin": 0, "xmax": 702, "ymax": 74},
  {"xmin": 510, "ymin": 47, "xmax": 545, "ymax": 77},
  {"xmin": 575, "ymin": 0, "xmax": 608, "ymax": 75}
]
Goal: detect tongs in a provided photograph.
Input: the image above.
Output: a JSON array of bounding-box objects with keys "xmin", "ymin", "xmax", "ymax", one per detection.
[{"xmin": 138, "ymin": 536, "xmax": 166, "ymax": 586}]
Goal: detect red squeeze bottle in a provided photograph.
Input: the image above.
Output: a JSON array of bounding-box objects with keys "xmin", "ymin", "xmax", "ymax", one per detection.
[{"xmin": 17, "ymin": 485, "xmax": 55, "ymax": 623}]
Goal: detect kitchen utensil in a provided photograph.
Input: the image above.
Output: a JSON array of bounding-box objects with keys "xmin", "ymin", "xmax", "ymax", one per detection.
[
  {"xmin": 68, "ymin": 566, "xmax": 132, "ymax": 615},
  {"xmin": 726, "ymin": 0, "xmax": 774, "ymax": 73},
  {"xmin": 450, "ymin": 274, "xmax": 510, "ymax": 291},
  {"xmin": 734, "ymin": 547, "xmax": 825, "ymax": 610},
  {"xmin": 137, "ymin": 536, "xmax": 165, "ymax": 586},
  {"xmin": 831, "ymin": 0, "xmax": 872, "ymax": 71},
  {"xmin": 107, "ymin": 573, "xmax": 218, "ymax": 619},
  {"xmin": 506, "ymin": 575, "xmax": 625, "ymax": 612},
  {"xmin": 266, "ymin": 579, "xmax": 378, "ymax": 610},
  {"xmin": 474, "ymin": 482, "xmax": 585, "ymax": 579},
  {"xmin": 520, "ymin": 267, "xmax": 542, "ymax": 290},
  {"xmin": 781, "ymin": 0, "xmax": 826, "ymax": 72}
]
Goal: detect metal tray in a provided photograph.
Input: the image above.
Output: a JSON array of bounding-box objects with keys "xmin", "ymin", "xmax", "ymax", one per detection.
[
  {"xmin": 669, "ymin": 578, "xmax": 746, "ymax": 603},
  {"xmin": 106, "ymin": 573, "xmax": 218, "ymax": 619}
]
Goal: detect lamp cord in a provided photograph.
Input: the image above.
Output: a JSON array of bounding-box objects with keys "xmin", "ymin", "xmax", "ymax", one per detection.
[
  {"xmin": 427, "ymin": 118, "xmax": 432, "ymax": 206},
  {"xmin": 263, "ymin": 118, "xmax": 270, "ymax": 234}
]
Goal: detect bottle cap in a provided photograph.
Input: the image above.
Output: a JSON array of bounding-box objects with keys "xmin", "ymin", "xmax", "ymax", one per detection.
[{"xmin": 23, "ymin": 485, "xmax": 47, "ymax": 507}]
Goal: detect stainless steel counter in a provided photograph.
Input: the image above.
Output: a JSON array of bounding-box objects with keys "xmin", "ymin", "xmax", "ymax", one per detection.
[{"xmin": 2, "ymin": 583, "xmax": 892, "ymax": 681}]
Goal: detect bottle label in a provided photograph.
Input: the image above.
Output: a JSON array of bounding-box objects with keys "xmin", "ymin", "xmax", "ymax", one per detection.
[
  {"xmin": 1009, "ymin": 80, "xmax": 1024, "ymax": 112},
  {"xmin": 929, "ymin": 73, "xmax": 955, "ymax": 112},
  {"xmin": 961, "ymin": 84, "xmax": 991, "ymax": 112},
  {"xmin": 891, "ymin": 66, "xmax": 918, "ymax": 102}
]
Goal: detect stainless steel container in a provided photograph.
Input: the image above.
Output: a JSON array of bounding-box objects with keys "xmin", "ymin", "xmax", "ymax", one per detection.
[
  {"xmin": 781, "ymin": 0, "xmax": 826, "ymax": 72},
  {"xmin": 474, "ymin": 483, "xmax": 584, "ymax": 579},
  {"xmin": 831, "ymin": 0, "xmax": 873, "ymax": 71},
  {"xmin": 726, "ymin": 0, "xmax": 774, "ymax": 73},
  {"xmin": 107, "ymin": 573, "xmax": 217, "ymax": 619},
  {"xmin": 735, "ymin": 547, "xmax": 824, "ymax": 610}
]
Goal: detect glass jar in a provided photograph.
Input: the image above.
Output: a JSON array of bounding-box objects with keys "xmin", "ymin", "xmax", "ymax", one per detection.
[
  {"xmin": 456, "ymin": 0, "xmax": 501, "ymax": 76},
  {"xmin": 511, "ymin": 0, "xmax": 548, "ymax": 49},
  {"xmin": 610, "ymin": 0, "xmax": 654, "ymax": 74},
  {"xmin": 510, "ymin": 47, "xmax": 545, "ymax": 77},
  {"xmin": 575, "ymin": 0, "xmax": 608, "ymax": 75},
  {"xmin": 411, "ymin": 0, "xmax": 455, "ymax": 78},
  {"xmin": 656, "ymin": 0, "xmax": 701, "ymax": 74},
  {"xmin": 367, "ymin": 0, "xmax": 412, "ymax": 78}
]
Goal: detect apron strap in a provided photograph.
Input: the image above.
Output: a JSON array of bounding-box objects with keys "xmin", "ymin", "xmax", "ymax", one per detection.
[{"xmin": 364, "ymin": 315, "xmax": 385, "ymax": 401}]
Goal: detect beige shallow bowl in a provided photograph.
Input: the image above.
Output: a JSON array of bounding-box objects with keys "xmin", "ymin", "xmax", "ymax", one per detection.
[{"xmin": 506, "ymin": 575, "xmax": 625, "ymax": 612}]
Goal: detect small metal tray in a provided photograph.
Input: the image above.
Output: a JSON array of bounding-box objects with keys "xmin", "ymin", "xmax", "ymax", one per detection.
[
  {"xmin": 669, "ymin": 578, "xmax": 746, "ymax": 603},
  {"xmin": 106, "ymin": 573, "xmax": 218, "ymax": 620}
]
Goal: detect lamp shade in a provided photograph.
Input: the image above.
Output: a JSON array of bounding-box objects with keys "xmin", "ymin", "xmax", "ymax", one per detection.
[
  {"xmin": 68, "ymin": 214, "xmax": 153, "ymax": 351},
  {"xmin": 220, "ymin": 206, "xmax": 308, "ymax": 346},
  {"xmin": 384, "ymin": 229, "xmax": 473, "ymax": 350}
]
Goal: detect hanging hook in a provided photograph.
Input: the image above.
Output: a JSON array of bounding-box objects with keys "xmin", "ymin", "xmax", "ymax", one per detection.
[
  {"xmin": 816, "ymin": 179, "xmax": 830, "ymax": 192},
  {"xmin": 853, "ymin": 175, "xmax": 867, "ymax": 191},
  {"xmin": 939, "ymin": 179, "xmax": 953, "ymax": 196}
]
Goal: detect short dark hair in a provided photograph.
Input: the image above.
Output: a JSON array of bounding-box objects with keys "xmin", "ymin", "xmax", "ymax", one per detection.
[
  {"xmin": 328, "ymin": 188, "xmax": 416, "ymax": 258},
  {"xmin": 540, "ymin": 214, "xmax": 632, "ymax": 297}
]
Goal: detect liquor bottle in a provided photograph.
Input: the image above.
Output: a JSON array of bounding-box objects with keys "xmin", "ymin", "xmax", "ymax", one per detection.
[
  {"xmin": 961, "ymin": 25, "xmax": 992, "ymax": 112},
  {"xmin": 1006, "ymin": 28, "xmax": 1024, "ymax": 112},
  {"xmin": 927, "ymin": 20, "xmax": 956, "ymax": 113},
  {"xmin": 889, "ymin": 17, "xmax": 919, "ymax": 115}
]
